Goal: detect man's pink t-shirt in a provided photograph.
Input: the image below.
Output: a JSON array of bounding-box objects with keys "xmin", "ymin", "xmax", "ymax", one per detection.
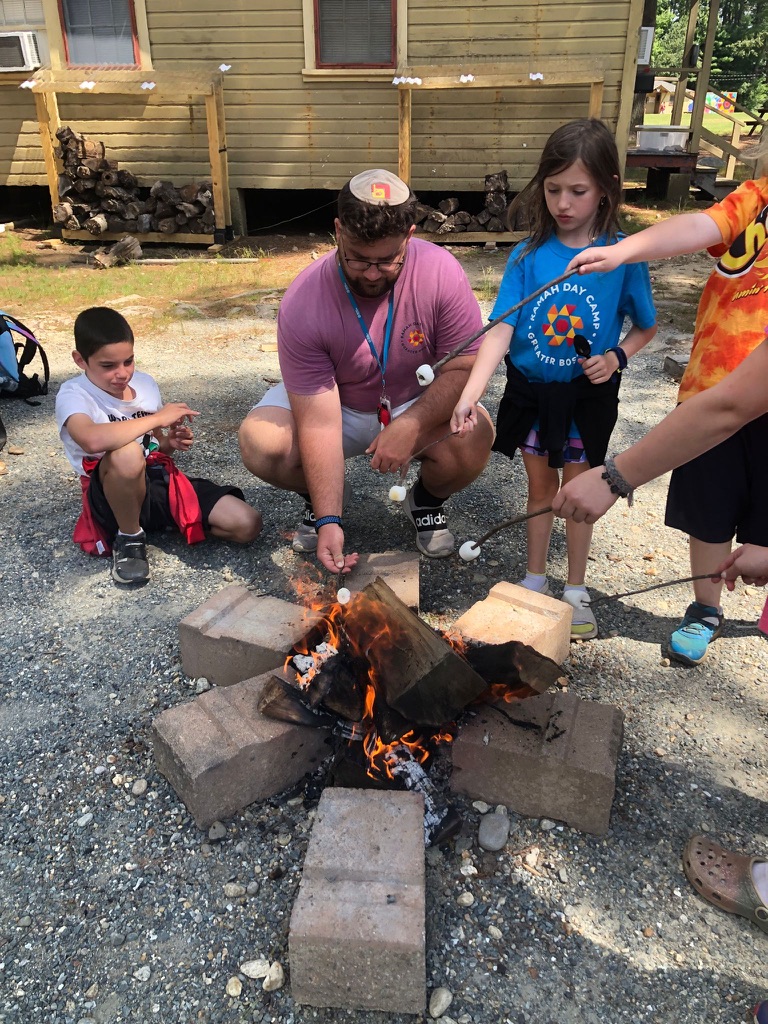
[{"xmin": 277, "ymin": 238, "xmax": 483, "ymax": 411}]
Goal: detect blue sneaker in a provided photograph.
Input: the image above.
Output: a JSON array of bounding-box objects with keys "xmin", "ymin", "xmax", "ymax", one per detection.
[
  {"xmin": 753, "ymin": 1001, "xmax": 768, "ymax": 1024},
  {"xmin": 669, "ymin": 601, "xmax": 723, "ymax": 666}
]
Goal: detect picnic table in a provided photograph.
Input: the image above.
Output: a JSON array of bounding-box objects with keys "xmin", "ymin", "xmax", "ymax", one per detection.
[{"xmin": 745, "ymin": 105, "xmax": 768, "ymax": 136}]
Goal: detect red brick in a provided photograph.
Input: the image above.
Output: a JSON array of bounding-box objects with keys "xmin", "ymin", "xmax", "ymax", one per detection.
[
  {"xmin": 179, "ymin": 585, "xmax": 323, "ymax": 687},
  {"xmin": 453, "ymin": 581, "xmax": 572, "ymax": 664},
  {"xmin": 450, "ymin": 691, "xmax": 624, "ymax": 835},
  {"xmin": 290, "ymin": 788, "xmax": 426, "ymax": 1013},
  {"xmin": 152, "ymin": 672, "xmax": 330, "ymax": 828}
]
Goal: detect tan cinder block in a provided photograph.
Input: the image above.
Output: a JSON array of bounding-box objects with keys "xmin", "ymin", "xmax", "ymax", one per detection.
[
  {"xmin": 453, "ymin": 581, "xmax": 572, "ymax": 664},
  {"xmin": 290, "ymin": 788, "xmax": 426, "ymax": 1013},
  {"xmin": 152, "ymin": 672, "xmax": 330, "ymax": 828},
  {"xmin": 179, "ymin": 585, "xmax": 323, "ymax": 687},
  {"xmin": 351, "ymin": 551, "xmax": 420, "ymax": 611},
  {"xmin": 450, "ymin": 691, "xmax": 624, "ymax": 835}
]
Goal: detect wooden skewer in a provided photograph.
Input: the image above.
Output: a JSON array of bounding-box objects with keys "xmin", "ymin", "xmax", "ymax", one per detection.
[
  {"xmin": 429, "ymin": 268, "xmax": 579, "ymax": 375},
  {"xmin": 468, "ymin": 506, "xmax": 554, "ymax": 551},
  {"xmin": 590, "ymin": 573, "xmax": 723, "ymax": 605},
  {"xmin": 396, "ymin": 429, "xmax": 460, "ymax": 484}
]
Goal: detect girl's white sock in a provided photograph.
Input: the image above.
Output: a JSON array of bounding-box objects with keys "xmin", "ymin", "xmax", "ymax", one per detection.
[
  {"xmin": 521, "ymin": 571, "xmax": 549, "ymax": 593},
  {"xmin": 752, "ymin": 859, "xmax": 768, "ymax": 904},
  {"xmin": 564, "ymin": 583, "xmax": 588, "ymax": 594}
]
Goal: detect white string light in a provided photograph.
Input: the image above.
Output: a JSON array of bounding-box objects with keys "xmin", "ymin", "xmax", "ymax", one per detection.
[
  {"xmin": 79, "ymin": 81, "xmax": 96, "ymax": 90},
  {"xmin": 140, "ymin": 81, "xmax": 156, "ymax": 90},
  {"xmin": 218, "ymin": 63, "xmax": 232, "ymax": 72}
]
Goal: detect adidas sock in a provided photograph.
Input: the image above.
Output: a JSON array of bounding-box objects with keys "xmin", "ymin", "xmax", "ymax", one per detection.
[
  {"xmin": 521, "ymin": 572, "xmax": 549, "ymax": 593},
  {"xmin": 413, "ymin": 478, "xmax": 444, "ymax": 509}
]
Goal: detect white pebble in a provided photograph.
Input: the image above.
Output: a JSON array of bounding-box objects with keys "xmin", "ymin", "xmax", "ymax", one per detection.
[
  {"xmin": 456, "ymin": 891, "xmax": 474, "ymax": 907},
  {"xmin": 240, "ymin": 959, "xmax": 270, "ymax": 979},
  {"xmin": 416, "ymin": 363, "xmax": 435, "ymax": 385},
  {"xmin": 262, "ymin": 961, "xmax": 285, "ymax": 991},
  {"xmin": 336, "ymin": 587, "xmax": 351, "ymax": 605},
  {"xmin": 429, "ymin": 986, "xmax": 454, "ymax": 1018},
  {"xmin": 459, "ymin": 540, "xmax": 481, "ymax": 561},
  {"xmin": 389, "ymin": 484, "xmax": 407, "ymax": 502},
  {"xmin": 133, "ymin": 966, "xmax": 151, "ymax": 982}
]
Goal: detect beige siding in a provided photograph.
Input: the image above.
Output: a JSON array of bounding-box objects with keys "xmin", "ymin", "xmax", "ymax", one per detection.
[{"xmin": 1, "ymin": 0, "xmax": 641, "ymax": 198}]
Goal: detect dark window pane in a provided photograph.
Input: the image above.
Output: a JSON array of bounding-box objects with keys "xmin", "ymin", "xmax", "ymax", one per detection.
[
  {"xmin": 318, "ymin": 0, "xmax": 393, "ymax": 66},
  {"xmin": 62, "ymin": 0, "xmax": 135, "ymax": 65}
]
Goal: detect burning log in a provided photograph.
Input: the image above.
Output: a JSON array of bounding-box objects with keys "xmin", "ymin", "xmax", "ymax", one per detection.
[
  {"xmin": 359, "ymin": 578, "xmax": 488, "ymax": 727},
  {"xmin": 257, "ymin": 670, "xmax": 338, "ymax": 729},
  {"xmin": 464, "ymin": 640, "xmax": 566, "ymax": 698}
]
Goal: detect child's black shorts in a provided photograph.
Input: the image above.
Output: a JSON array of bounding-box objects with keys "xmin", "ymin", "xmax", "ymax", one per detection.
[
  {"xmin": 664, "ymin": 411, "xmax": 768, "ymax": 545},
  {"xmin": 87, "ymin": 461, "xmax": 244, "ymax": 538}
]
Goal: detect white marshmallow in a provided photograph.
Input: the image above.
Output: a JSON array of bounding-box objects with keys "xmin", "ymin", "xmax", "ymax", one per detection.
[
  {"xmin": 389, "ymin": 484, "xmax": 407, "ymax": 502},
  {"xmin": 336, "ymin": 588, "xmax": 351, "ymax": 604},
  {"xmin": 416, "ymin": 363, "xmax": 435, "ymax": 386},
  {"xmin": 459, "ymin": 541, "xmax": 481, "ymax": 561}
]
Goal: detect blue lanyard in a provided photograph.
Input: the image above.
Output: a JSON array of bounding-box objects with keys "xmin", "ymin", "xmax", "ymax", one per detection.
[{"xmin": 337, "ymin": 261, "xmax": 395, "ymax": 395}]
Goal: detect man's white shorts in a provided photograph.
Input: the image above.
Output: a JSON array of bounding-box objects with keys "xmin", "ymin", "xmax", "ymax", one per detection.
[{"xmin": 253, "ymin": 382, "xmax": 419, "ymax": 460}]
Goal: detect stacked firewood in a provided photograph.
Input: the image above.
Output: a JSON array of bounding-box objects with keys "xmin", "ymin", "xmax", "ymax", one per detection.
[
  {"xmin": 51, "ymin": 126, "xmax": 215, "ymax": 236},
  {"xmin": 416, "ymin": 170, "xmax": 519, "ymax": 235}
]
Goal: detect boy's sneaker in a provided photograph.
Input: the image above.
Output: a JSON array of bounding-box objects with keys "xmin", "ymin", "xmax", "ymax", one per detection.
[
  {"xmin": 404, "ymin": 485, "xmax": 455, "ymax": 557},
  {"xmin": 292, "ymin": 481, "xmax": 352, "ymax": 553},
  {"xmin": 111, "ymin": 531, "xmax": 150, "ymax": 585},
  {"xmin": 669, "ymin": 601, "xmax": 723, "ymax": 666},
  {"xmin": 754, "ymin": 1001, "xmax": 768, "ymax": 1024},
  {"xmin": 562, "ymin": 588, "xmax": 598, "ymax": 640}
]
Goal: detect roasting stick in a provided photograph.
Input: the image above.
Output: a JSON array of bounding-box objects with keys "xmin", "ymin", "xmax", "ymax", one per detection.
[
  {"xmin": 415, "ymin": 268, "xmax": 580, "ymax": 386},
  {"xmin": 590, "ymin": 573, "xmax": 724, "ymax": 605},
  {"xmin": 458, "ymin": 506, "xmax": 554, "ymax": 561},
  {"xmin": 389, "ymin": 429, "xmax": 460, "ymax": 502}
]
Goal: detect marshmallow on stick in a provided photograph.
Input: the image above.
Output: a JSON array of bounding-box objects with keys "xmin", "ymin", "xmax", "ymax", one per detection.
[
  {"xmin": 459, "ymin": 506, "xmax": 553, "ymax": 561},
  {"xmin": 388, "ymin": 429, "xmax": 459, "ymax": 502},
  {"xmin": 416, "ymin": 267, "xmax": 579, "ymax": 386}
]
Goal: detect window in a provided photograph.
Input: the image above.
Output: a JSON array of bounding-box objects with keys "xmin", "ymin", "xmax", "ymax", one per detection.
[
  {"xmin": 61, "ymin": 0, "xmax": 138, "ymax": 66},
  {"xmin": 0, "ymin": 0, "xmax": 44, "ymax": 26},
  {"xmin": 314, "ymin": 0, "xmax": 397, "ymax": 70}
]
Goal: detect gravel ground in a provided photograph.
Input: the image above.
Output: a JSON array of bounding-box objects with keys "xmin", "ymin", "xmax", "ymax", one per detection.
[{"xmin": 1, "ymin": 250, "xmax": 766, "ymax": 1024}]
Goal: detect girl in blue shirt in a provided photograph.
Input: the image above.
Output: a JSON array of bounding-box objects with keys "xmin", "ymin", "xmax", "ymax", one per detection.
[{"xmin": 452, "ymin": 119, "xmax": 657, "ymax": 639}]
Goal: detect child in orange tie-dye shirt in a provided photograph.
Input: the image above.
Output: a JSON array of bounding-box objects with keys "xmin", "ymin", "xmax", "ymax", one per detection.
[{"xmin": 562, "ymin": 131, "xmax": 768, "ymax": 666}]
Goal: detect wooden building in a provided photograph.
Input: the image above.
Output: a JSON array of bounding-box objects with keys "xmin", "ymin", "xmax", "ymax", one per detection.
[{"xmin": 0, "ymin": 0, "xmax": 646, "ymax": 235}]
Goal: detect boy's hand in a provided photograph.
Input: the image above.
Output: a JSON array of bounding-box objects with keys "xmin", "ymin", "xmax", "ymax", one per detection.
[
  {"xmin": 580, "ymin": 352, "xmax": 619, "ymax": 384},
  {"xmin": 156, "ymin": 402, "xmax": 200, "ymax": 429},
  {"xmin": 566, "ymin": 247, "xmax": 622, "ymax": 275},
  {"xmin": 168, "ymin": 417, "xmax": 194, "ymax": 451}
]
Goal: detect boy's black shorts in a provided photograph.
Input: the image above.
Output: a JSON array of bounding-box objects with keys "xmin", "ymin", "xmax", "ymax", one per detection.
[
  {"xmin": 664, "ymin": 411, "xmax": 768, "ymax": 545},
  {"xmin": 87, "ymin": 461, "xmax": 244, "ymax": 539}
]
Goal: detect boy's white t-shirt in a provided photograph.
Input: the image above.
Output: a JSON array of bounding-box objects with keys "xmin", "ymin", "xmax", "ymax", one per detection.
[{"xmin": 55, "ymin": 370, "xmax": 162, "ymax": 476}]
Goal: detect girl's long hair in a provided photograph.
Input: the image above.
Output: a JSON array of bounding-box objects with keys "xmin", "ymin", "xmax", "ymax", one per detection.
[{"xmin": 506, "ymin": 118, "xmax": 622, "ymax": 259}]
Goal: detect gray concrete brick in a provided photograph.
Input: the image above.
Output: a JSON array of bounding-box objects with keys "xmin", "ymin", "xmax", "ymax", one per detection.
[
  {"xmin": 179, "ymin": 585, "xmax": 323, "ymax": 687},
  {"xmin": 152, "ymin": 671, "xmax": 330, "ymax": 828},
  {"xmin": 450, "ymin": 691, "xmax": 624, "ymax": 835},
  {"xmin": 290, "ymin": 788, "xmax": 426, "ymax": 1013},
  {"xmin": 453, "ymin": 581, "xmax": 572, "ymax": 665}
]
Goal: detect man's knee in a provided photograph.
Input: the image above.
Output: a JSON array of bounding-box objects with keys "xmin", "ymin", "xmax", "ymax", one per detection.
[{"xmin": 238, "ymin": 407, "xmax": 302, "ymax": 484}]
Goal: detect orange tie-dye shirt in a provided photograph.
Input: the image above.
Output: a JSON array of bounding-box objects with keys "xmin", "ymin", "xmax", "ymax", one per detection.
[{"xmin": 678, "ymin": 177, "xmax": 768, "ymax": 402}]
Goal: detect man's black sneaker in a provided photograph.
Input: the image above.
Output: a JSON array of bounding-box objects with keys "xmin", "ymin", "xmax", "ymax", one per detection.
[
  {"xmin": 404, "ymin": 484, "xmax": 455, "ymax": 557},
  {"xmin": 111, "ymin": 531, "xmax": 150, "ymax": 584}
]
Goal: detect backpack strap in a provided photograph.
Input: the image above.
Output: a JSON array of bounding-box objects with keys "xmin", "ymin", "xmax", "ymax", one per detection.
[{"xmin": 1, "ymin": 312, "xmax": 50, "ymax": 394}]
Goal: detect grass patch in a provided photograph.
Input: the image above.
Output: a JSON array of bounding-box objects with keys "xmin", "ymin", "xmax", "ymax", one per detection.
[{"xmin": 0, "ymin": 233, "xmax": 37, "ymax": 267}]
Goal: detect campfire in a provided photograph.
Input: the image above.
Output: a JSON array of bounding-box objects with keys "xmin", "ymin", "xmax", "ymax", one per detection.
[{"xmin": 256, "ymin": 578, "xmax": 565, "ymax": 844}]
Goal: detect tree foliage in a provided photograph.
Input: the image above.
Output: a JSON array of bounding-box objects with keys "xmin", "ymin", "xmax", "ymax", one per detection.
[{"xmin": 651, "ymin": 0, "xmax": 768, "ymax": 108}]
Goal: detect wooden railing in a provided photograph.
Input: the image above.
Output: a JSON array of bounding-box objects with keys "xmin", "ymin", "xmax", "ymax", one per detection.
[{"xmin": 698, "ymin": 87, "xmax": 761, "ymax": 178}]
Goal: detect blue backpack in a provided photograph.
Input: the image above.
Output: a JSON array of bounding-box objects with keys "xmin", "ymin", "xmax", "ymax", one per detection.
[
  {"xmin": 0, "ymin": 311, "xmax": 50, "ymax": 400},
  {"xmin": 0, "ymin": 312, "xmax": 50, "ymax": 452}
]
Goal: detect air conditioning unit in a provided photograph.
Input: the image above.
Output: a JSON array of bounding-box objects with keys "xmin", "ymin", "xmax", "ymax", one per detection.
[
  {"xmin": 0, "ymin": 31, "xmax": 41, "ymax": 73},
  {"xmin": 637, "ymin": 26, "xmax": 655, "ymax": 67}
]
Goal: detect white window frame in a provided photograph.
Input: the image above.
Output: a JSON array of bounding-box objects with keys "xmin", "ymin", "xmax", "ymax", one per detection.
[{"xmin": 302, "ymin": 0, "xmax": 406, "ymax": 81}]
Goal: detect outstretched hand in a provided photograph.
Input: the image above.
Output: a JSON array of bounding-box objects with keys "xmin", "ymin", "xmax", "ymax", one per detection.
[
  {"xmin": 712, "ymin": 544, "xmax": 768, "ymax": 589},
  {"xmin": 566, "ymin": 246, "xmax": 623, "ymax": 276},
  {"xmin": 552, "ymin": 465, "xmax": 618, "ymax": 523},
  {"xmin": 157, "ymin": 402, "xmax": 200, "ymax": 428},
  {"xmin": 316, "ymin": 523, "xmax": 359, "ymax": 575}
]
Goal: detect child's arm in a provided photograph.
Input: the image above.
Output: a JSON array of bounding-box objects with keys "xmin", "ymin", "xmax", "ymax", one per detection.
[
  {"xmin": 157, "ymin": 417, "xmax": 195, "ymax": 455},
  {"xmin": 566, "ymin": 213, "xmax": 724, "ymax": 275},
  {"xmin": 450, "ymin": 322, "xmax": 513, "ymax": 434},
  {"xmin": 66, "ymin": 402, "xmax": 199, "ymax": 455},
  {"xmin": 580, "ymin": 322, "xmax": 657, "ymax": 384}
]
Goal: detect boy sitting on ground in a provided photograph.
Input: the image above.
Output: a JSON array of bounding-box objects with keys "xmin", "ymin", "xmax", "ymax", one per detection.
[{"xmin": 55, "ymin": 306, "xmax": 262, "ymax": 584}]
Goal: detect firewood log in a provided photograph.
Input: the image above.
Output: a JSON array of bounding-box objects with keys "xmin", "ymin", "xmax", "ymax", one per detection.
[
  {"xmin": 84, "ymin": 213, "xmax": 108, "ymax": 235},
  {"xmin": 176, "ymin": 202, "xmax": 201, "ymax": 219},
  {"xmin": 484, "ymin": 170, "xmax": 509, "ymax": 192},
  {"xmin": 92, "ymin": 235, "xmax": 143, "ymax": 268},
  {"xmin": 137, "ymin": 213, "xmax": 152, "ymax": 234},
  {"xmin": 486, "ymin": 215, "xmax": 504, "ymax": 232},
  {"xmin": 485, "ymin": 192, "xmax": 507, "ymax": 216},
  {"xmin": 53, "ymin": 202, "xmax": 73, "ymax": 224},
  {"xmin": 454, "ymin": 211, "xmax": 472, "ymax": 226},
  {"xmin": 101, "ymin": 199, "xmax": 126, "ymax": 215},
  {"xmin": 153, "ymin": 200, "xmax": 174, "ymax": 219},
  {"xmin": 150, "ymin": 180, "xmax": 182, "ymax": 205},
  {"xmin": 475, "ymin": 208, "xmax": 492, "ymax": 225},
  {"xmin": 178, "ymin": 182, "xmax": 200, "ymax": 204},
  {"xmin": 123, "ymin": 201, "xmax": 141, "ymax": 221},
  {"xmin": 64, "ymin": 215, "xmax": 81, "ymax": 230},
  {"xmin": 100, "ymin": 170, "xmax": 120, "ymax": 187},
  {"xmin": 155, "ymin": 216, "xmax": 178, "ymax": 234},
  {"xmin": 117, "ymin": 169, "xmax": 138, "ymax": 189},
  {"xmin": 438, "ymin": 197, "xmax": 460, "ymax": 215}
]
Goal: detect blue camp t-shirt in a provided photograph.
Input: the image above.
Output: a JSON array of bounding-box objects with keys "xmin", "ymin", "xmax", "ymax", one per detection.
[{"xmin": 490, "ymin": 234, "xmax": 656, "ymax": 385}]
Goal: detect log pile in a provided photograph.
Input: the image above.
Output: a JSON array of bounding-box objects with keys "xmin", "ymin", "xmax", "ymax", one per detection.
[
  {"xmin": 416, "ymin": 169, "xmax": 527, "ymax": 235},
  {"xmin": 51, "ymin": 126, "xmax": 215, "ymax": 236}
]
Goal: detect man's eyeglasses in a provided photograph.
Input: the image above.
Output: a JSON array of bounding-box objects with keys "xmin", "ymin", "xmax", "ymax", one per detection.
[{"xmin": 338, "ymin": 238, "xmax": 407, "ymax": 273}]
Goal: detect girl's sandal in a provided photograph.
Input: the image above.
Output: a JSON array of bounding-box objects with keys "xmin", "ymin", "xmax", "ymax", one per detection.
[{"xmin": 682, "ymin": 834, "xmax": 768, "ymax": 934}]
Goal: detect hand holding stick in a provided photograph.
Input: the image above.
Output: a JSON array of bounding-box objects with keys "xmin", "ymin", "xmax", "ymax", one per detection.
[
  {"xmin": 416, "ymin": 268, "xmax": 579, "ymax": 386},
  {"xmin": 389, "ymin": 429, "xmax": 459, "ymax": 502}
]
